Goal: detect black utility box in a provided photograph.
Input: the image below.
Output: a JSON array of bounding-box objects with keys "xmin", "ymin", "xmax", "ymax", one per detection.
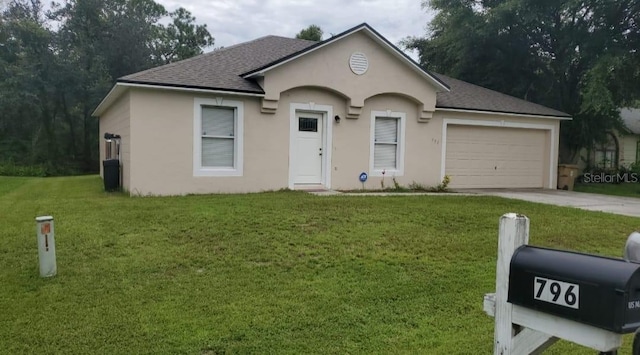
[
  {"xmin": 508, "ymin": 245, "xmax": 640, "ymax": 333},
  {"xmin": 103, "ymin": 159, "xmax": 120, "ymax": 191}
]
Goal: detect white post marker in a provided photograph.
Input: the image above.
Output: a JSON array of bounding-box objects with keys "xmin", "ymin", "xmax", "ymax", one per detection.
[
  {"xmin": 493, "ymin": 213, "xmax": 530, "ymax": 355},
  {"xmin": 36, "ymin": 216, "xmax": 56, "ymax": 277}
]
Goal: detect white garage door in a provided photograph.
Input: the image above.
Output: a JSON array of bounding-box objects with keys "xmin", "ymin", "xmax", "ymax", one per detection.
[{"xmin": 445, "ymin": 125, "xmax": 547, "ymax": 188}]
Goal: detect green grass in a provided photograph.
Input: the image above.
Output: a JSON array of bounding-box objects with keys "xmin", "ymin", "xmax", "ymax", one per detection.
[
  {"xmin": 574, "ymin": 182, "xmax": 640, "ymax": 198},
  {"xmin": 1, "ymin": 176, "xmax": 638, "ymax": 354}
]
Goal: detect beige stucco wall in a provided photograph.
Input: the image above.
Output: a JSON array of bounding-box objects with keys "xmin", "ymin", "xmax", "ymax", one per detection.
[
  {"xmin": 327, "ymin": 93, "xmax": 440, "ymax": 190},
  {"xmin": 123, "ymin": 91, "xmax": 565, "ymax": 195},
  {"xmin": 278, "ymin": 90, "xmax": 438, "ymax": 190},
  {"xmin": 262, "ymin": 31, "xmax": 438, "ymax": 117},
  {"xmin": 123, "ymin": 84, "xmax": 561, "ymax": 195},
  {"xmin": 99, "ymin": 92, "xmax": 131, "ymax": 191},
  {"xmin": 128, "ymin": 88, "xmax": 293, "ymax": 195}
]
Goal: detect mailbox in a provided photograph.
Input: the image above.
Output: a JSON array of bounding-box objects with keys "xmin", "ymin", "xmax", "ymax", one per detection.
[{"xmin": 508, "ymin": 245, "xmax": 640, "ymax": 333}]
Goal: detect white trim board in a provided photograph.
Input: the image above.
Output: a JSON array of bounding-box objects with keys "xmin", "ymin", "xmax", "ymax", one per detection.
[
  {"xmin": 93, "ymin": 82, "xmax": 264, "ymax": 116},
  {"xmin": 289, "ymin": 102, "xmax": 333, "ymax": 189},
  {"xmin": 440, "ymin": 118, "xmax": 556, "ymax": 188},
  {"xmin": 436, "ymin": 107, "xmax": 571, "ymax": 120}
]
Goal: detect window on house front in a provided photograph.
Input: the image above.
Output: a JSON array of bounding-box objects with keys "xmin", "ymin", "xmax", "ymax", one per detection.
[
  {"xmin": 193, "ymin": 98, "xmax": 243, "ymax": 176},
  {"xmin": 202, "ymin": 106, "xmax": 235, "ymax": 167},
  {"xmin": 370, "ymin": 111, "xmax": 406, "ymax": 176},
  {"xmin": 374, "ymin": 117, "xmax": 399, "ymax": 169},
  {"xmin": 593, "ymin": 132, "xmax": 618, "ymax": 169}
]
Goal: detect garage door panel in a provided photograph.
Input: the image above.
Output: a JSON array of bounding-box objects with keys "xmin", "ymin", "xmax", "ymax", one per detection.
[{"xmin": 445, "ymin": 126, "xmax": 547, "ymax": 188}]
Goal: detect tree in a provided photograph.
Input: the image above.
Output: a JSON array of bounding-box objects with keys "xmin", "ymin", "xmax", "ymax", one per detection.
[
  {"xmin": 0, "ymin": 0, "xmax": 214, "ymax": 174},
  {"xmin": 0, "ymin": 0, "xmax": 61, "ymax": 166},
  {"xmin": 296, "ymin": 24, "xmax": 323, "ymax": 41},
  {"xmin": 404, "ymin": 0, "xmax": 640, "ymax": 163},
  {"xmin": 154, "ymin": 7, "xmax": 214, "ymax": 64}
]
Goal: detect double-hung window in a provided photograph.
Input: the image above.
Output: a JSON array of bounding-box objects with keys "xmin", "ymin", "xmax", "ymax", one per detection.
[
  {"xmin": 193, "ymin": 98, "xmax": 243, "ymax": 176},
  {"xmin": 370, "ymin": 110, "xmax": 406, "ymax": 176}
]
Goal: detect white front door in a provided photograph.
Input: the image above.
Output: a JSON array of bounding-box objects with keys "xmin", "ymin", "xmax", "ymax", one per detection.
[{"xmin": 294, "ymin": 112, "xmax": 323, "ymax": 184}]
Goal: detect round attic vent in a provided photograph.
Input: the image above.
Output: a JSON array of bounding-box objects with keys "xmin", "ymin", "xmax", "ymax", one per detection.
[{"xmin": 349, "ymin": 52, "xmax": 369, "ymax": 75}]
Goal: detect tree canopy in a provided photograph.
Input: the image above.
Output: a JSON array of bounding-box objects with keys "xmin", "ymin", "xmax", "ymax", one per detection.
[
  {"xmin": 296, "ymin": 24, "xmax": 323, "ymax": 41},
  {"xmin": 0, "ymin": 0, "xmax": 213, "ymax": 174},
  {"xmin": 404, "ymin": 0, "xmax": 640, "ymax": 163}
]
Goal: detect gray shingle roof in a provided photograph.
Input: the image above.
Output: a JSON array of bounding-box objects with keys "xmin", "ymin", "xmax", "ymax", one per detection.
[
  {"xmin": 120, "ymin": 36, "xmax": 317, "ymax": 93},
  {"xmin": 621, "ymin": 108, "xmax": 640, "ymax": 134},
  {"xmin": 433, "ymin": 73, "xmax": 570, "ymax": 117},
  {"xmin": 119, "ymin": 33, "xmax": 570, "ymax": 118}
]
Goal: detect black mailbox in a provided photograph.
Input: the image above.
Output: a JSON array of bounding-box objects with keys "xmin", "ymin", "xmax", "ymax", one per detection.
[{"xmin": 508, "ymin": 245, "xmax": 640, "ymax": 333}]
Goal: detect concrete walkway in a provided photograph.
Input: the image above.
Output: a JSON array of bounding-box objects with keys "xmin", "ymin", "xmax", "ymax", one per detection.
[
  {"xmin": 459, "ymin": 189, "xmax": 640, "ymax": 218},
  {"xmin": 310, "ymin": 188, "xmax": 640, "ymax": 218}
]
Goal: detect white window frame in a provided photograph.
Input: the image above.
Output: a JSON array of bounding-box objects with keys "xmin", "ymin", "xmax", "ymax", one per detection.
[
  {"xmin": 193, "ymin": 98, "xmax": 244, "ymax": 176},
  {"xmin": 369, "ymin": 110, "xmax": 406, "ymax": 177}
]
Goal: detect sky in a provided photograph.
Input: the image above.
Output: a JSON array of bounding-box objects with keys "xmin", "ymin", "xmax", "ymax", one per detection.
[{"xmin": 155, "ymin": 0, "xmax": 435, "ymax": 60}]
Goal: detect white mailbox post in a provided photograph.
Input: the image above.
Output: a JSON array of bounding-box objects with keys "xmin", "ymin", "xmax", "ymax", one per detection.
[{"xmin": 36, "ymin": 216, "xmax": 56, "ymax": 277}]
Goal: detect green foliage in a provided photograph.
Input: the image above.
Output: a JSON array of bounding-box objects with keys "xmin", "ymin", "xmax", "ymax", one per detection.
[
  {"xmin": 0, "ymin": 163, "xmax": 46, "ymax": 177},
  {"xmin": 575, "ymin": 182, "xmax": 640, "ymax": 198},
  {"xmin": 629, "ymin": 162, "xmax": 640, "ymax": 175},
  {"xmin": 0, "ymin": 0, "xmax": 213, "ymax": 174},
  {"xmin": 407, "ymin": 181, "xmax": 428, "ymax": 191},
  {"xmin": 0, "ymin": 160, "xmax": 84, "ymax": 176},
  {"xmin": 392, "ymin": 176, "xmax": 404, "ymax": 190},
  {"xmin": 347, "ymin": 176, "xmax": 451, "ymax": 193},
  {"xmin": 405, "ymin": 0, "xmax": 640, "ymax": 163},
  {"xmin": 436, "ymin": 174, "xmax": 450, "ymax": 192},
  {"xmin": 0, "ymin": 176, "xmax": 638, "ymax": 353},
  {"xmin": 154, "ymin": 7, "xmax": 215, "ymax": 64},
  {"xmin": 296, "ymin": 24, "xmax": 323, "ymax": 41}
]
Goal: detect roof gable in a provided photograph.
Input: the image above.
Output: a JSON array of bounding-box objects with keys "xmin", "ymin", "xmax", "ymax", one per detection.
[{"xmin": 242, "ymin": 23, "xmax": 450, "ymax": 93}]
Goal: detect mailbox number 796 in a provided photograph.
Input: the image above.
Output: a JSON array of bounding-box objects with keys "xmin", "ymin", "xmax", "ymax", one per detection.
[{"xmin": 533, "ymin": 276, "xmax": 579, "ymax": 309}]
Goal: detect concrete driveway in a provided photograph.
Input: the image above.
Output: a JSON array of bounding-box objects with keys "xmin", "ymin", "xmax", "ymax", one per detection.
[{"xmin": 460, "ymin": 189, "xmax": 640, "ymax": 218}]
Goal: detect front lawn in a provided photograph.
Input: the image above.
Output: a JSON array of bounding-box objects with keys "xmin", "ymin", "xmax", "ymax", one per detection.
[
  {"xmin": 1, "ymin": 176, "xmax": 638, "ymax": 354},
  {"xmin": 574, "ymin": 182, "xmax": 640, "ymax": 198}
]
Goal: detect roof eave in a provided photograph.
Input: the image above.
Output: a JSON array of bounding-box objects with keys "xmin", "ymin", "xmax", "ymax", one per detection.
[
  {"xmin": 242, "ymin": 23, "xmax": 450, "ymax": 93},
  {"xmin": 92, "ymin": 82, "xmax": 266, "ymax": 117},
  {"xmin": 436, "ymin": 107, "xmax": 573, "ymax": 120},
  {"xmin": 92, "ymin": 84, "xmax": 126, "ymax": 117},
  {"xmin": 117, "ymin": 80, "xmax": 266, "ymax": 96}
]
